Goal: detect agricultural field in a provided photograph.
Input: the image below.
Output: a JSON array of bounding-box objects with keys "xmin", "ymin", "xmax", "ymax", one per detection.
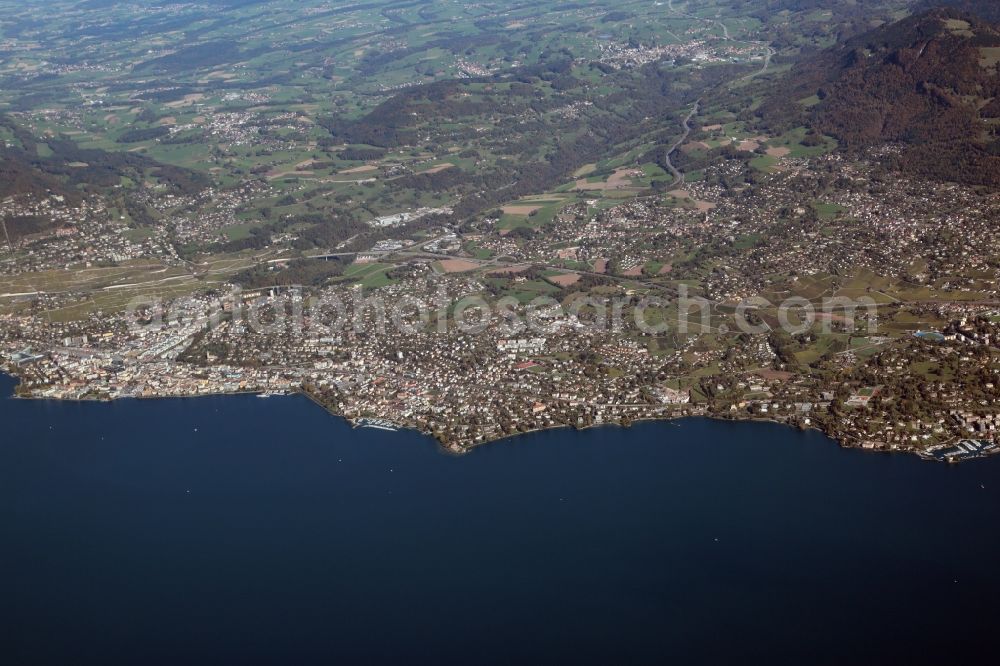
[
  {"xmin": 0, "ymin": 0, "xmax": 908, "ymax": 265},
  {"xmin": 2, "ymin": 0, "xmax": 988, "ymax": 337}
]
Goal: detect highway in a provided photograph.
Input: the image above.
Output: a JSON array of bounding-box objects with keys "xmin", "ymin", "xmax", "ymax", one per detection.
[{"xmin": 663, "ymin": 99, "xmax": 701, "ymax": 187}]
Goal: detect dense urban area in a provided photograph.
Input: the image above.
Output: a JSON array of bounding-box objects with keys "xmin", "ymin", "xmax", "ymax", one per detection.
[{"xmin": 1, "ymin": 0, "xmax": 998, "ymax": 462}]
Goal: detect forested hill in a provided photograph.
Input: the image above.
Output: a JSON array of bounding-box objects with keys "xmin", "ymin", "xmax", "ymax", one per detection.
[
  {"xmin": 914, "ymin": 1, "xmax": 1000, "ymax": 24},
  {"xmin": 729, "ymin": 0, "xmax": 912, "ymax": 46},
  {"xmin": 755, "ymin": 8, "xmax": 1000, "ymax": 186},
  {"xmin": 0, "ymin": 114, "xmax": 209, "ymax": 239},
  {"xmin": 0, "ymin": 114, "xmax": 208, "ymax": 197}
]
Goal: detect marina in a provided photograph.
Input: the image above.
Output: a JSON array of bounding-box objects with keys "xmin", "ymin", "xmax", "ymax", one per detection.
[
  {"xmin": 354, "ymin": 417, "xmax": 400, "ymax": 431},
  {"xmin": 256, "ymin": 390, "xmax": 291, "ymax": 398},
  {"xmin": 924, "ymin": 439, "xmax": 999, "ymax": 463}
]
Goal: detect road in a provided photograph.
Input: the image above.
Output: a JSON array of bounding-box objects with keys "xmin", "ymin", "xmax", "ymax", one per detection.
[
  {"xmin": 663, "ymin": 100, "xmax": 700, "ymax": 187},
  {"xmin": 666, "ymin": 0, "xmax": 729, "ymax": 40},
  {"xmin": 660, "ymin": 0, "xmax": 772, "ymax": 186},
  {"xmin": 740, "ymin": 46, "xmax": 773, "ymax": 81}
]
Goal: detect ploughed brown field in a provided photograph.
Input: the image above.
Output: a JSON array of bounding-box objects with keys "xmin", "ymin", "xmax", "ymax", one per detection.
[
  {"xmin": 501, "ymin": 204, "xmax": 542, "ymax": 215},
  {"xmin": 438, "ymin": 259, "xmax": 481, "ymax": 273},
  {"xmin": 547, "ymin": 273, "xmax": 581, "ymax": 287}
]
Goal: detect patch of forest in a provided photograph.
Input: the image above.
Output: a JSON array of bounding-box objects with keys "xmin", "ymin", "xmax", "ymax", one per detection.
[{"xmin": 752, "ymin": 8, "xmax": 1000, "ymax": 186}]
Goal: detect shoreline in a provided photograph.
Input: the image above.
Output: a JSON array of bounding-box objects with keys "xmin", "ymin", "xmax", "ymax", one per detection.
[{"xmin": 3, "ymin": 371, "xmax": 994, "ymax": 463}]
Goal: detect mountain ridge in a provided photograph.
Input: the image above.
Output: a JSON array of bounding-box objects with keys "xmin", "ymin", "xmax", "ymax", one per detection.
[
  {"xmin": 914, "ymin": 1, "xmax": 1000, "ymax": 24},
  {"xmin": 755, "ymin": 7, "xmax": 1000, "ymax": 185}
]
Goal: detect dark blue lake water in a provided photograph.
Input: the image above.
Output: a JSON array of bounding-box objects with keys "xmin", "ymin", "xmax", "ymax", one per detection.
[{"xmin": 2, "ymin": 372, "xmax": 999, "ymax": 664}]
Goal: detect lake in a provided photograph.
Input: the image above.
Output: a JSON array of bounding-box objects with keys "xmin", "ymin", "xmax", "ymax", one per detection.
[{"xmin": 2, "ymin": 372, "xmax": 999, "ymax": 664}]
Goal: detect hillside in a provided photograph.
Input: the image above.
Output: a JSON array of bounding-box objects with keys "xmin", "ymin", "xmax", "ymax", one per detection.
[
  {"xmin": 0, "ymin": 114, "xmax": 209, "ymax": 240},
  {"xmin": 756, "ymin": 8, "xmax": 1000, "ymax": 185},
  {"xmin": 914, "ymin": 1, "xmax": 1000, "ymax": 24}
]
